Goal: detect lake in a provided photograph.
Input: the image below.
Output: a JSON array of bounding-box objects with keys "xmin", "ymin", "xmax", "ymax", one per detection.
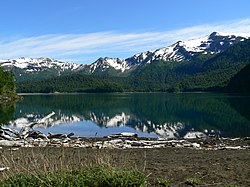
[{"xmin": 1, "ymin": 93, "xmax": 250, "ymax": 138}]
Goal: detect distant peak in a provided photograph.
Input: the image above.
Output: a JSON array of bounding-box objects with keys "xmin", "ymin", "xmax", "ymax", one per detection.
[
  {"xmin": 96, "ymin": 57, "xmax": 110, "ymax": 61},
  {"xmin": 207, "ymin": 32, "xmax": 224, "ymax": 39},
  {"xmin": 209, "ymin": 31, "xmax": 220, "ymax": 36}
]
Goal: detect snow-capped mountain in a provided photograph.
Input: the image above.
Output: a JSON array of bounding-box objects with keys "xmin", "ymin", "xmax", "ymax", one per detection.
[
  {"xmin": 0, "ymin": 57, "xmax": 82, "ymax": 82},
  {"xmin": 86, "ymin": 32, "xmax": 248, "ymax": 74},
  {"xmin": 0, "ymin": 32, "xmax": 248, "ymax": 77},
  {"xmin": 89, "ymin": 57, "xmax": 130, "ymax": 73},
  {"xmin": 0, "ymin": 57, "xmax": 79, "ymax": 72}
]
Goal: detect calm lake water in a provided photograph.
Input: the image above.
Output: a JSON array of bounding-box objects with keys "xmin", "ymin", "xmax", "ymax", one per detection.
[{"xmin": 1, "ymin": 93, "xmax": 250, "ymax": 138}]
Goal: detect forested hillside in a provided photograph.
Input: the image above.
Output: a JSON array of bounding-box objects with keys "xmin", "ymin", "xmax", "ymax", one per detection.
[{"xmin": 17, "ymin": 74, "xmax": 123, "ymax": 93}]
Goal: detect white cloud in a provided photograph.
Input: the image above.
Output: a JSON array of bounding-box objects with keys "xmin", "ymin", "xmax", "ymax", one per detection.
[{"xmin": 0, "ymin": 18, "xmax": 250, "ymax": 64}]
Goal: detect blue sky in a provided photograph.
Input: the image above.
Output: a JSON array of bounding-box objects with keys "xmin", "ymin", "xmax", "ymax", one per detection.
[{"xmin": 1, "ymin": 0, "xmax": 250, "ymax": 64}]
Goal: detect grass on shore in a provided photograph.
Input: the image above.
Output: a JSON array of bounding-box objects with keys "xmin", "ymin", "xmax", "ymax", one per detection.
[
  {"xmin": 0, "ymin": 166, "xmax": 146, "ymax": 187},
  {"xmin": 0, "ymin": 147, "xmax": 147, "ymax": 187}
]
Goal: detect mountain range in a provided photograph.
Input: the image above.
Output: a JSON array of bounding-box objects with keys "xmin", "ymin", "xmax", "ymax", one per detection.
[
  {"xmin": 85, "ymin": 31, "xmax": 247, "ymax": 75},
  {"xmin": 1, "ymin": 31, "xmax": 250, "ymax": 93}
]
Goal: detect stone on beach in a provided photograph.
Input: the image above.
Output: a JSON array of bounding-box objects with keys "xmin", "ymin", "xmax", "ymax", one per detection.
[
  {"xmin": 0, "ymin": 167, "xmax": 10, "ymax": 172},
  {"xmin": 0, "ymin": 140, "xmax": 22, "ymax": 146},
  {"xmin": 0, "ymin": 130, "xmax": 14, "ymax": 141},
  {"xmin": 184, "ymin": 131, "xmax": 207, "ymax": 139},
  {"xmin": 106, "ymin": 132, "xmax": 138, "ymax": 139}
]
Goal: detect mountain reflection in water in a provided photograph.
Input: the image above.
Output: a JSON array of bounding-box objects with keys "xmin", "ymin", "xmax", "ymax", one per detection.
[{"xmin": 3, "ymin": 93, "xmax": 250, "ymax": 138}]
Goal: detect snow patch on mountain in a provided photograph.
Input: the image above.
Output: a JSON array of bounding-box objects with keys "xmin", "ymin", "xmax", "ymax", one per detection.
[
  {"xmin": 178, "ymin": 36, "xmax": 209, "ymax": 52},
  {"xmin": 89, "ymin": 57, "xmax": 130, "ymax": 73}
]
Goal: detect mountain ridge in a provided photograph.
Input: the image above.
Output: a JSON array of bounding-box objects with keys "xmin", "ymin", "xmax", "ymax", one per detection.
[
  {"xmin": 83, "ymin": 32, "xmax": 248, "ymax": 75},
  {"xmin": 0, "ymin": 32, "xmax": 248, "ymax": 78}
]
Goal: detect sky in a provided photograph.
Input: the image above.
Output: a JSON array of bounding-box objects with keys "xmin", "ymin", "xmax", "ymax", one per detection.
[{"xmin": 0, "ymin": 0, "xmax": 250, "ymax": 64}]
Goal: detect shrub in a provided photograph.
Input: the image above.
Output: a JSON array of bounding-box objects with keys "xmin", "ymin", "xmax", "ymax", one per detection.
[
  {"xmin": 155, "ymin": 178, "xmax": 171, "ymax": 186},
  {"xmin": 185, "ymin": 177, "xmax": 201, "ymax": 186}
]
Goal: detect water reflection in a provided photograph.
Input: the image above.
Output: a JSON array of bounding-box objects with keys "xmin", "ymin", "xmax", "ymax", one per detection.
[
  {"xmin": 0, "ymin": 103, "xmax": 15, "ymax": 125},
  {"xmin": 4, "ymin": 93, "xmax": 250, "ymax": 138}
]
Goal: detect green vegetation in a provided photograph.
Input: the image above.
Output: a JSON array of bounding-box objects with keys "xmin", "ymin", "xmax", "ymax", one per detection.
[
  {"xmin": 0, "ymin": 67, "xmax": 15, "ymax": 94},
  {"xmin": 17, "ymin": 73, "xmax": 123, "ymax": 93},
  {"xmin": 0, "ymin": 66, "xmax": 19, "ymax": 103},
  {"xmin": 1, "ymin": 169, "xmax": 243, "ymax": 187},
  {"xmin": 185, "ymin": 178, "xmax": 201, "ymax": 186},
  {"xmin": 155, "ymin": 178, "xmax": 171, "ymax": 186},
  {"xmin": 0, "ymin": 166, "xmax": 146, "ymax": 187}
]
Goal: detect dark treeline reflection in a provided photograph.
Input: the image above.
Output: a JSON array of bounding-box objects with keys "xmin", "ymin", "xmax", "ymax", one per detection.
[
  {"xmin": 0, "ymin": 104, "xmax": 15, "ymax": 125},
  {"xmin": 14, "ymin": 93, "xmax": 250, "ymax": 137}
]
